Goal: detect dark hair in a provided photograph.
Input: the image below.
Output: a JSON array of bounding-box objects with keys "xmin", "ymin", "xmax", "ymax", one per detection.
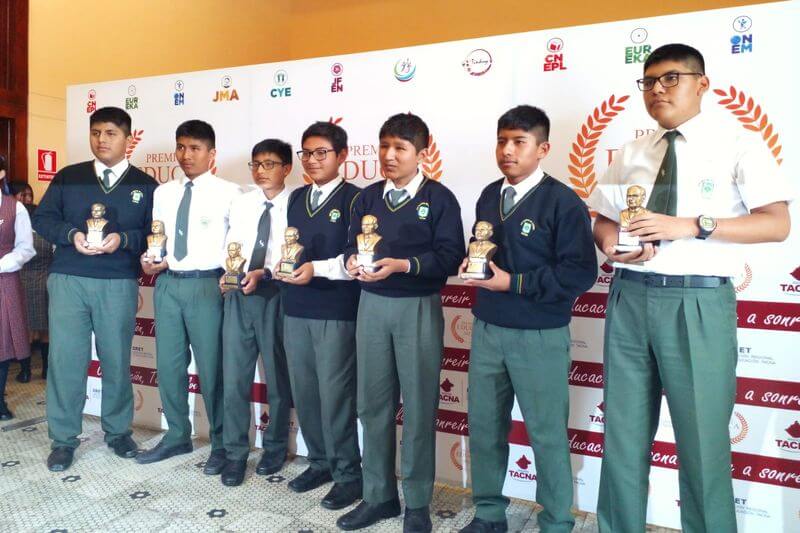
[
  {"xmin": 301, "ymin": 121, "xmax": 348, "ymax": 154},
  {"xmin": 251, "ymin": 139, "xmax": 293, "ymax": 165},
  {"xmin": 379, "ymin": 113, "xmax": 429, "ymax": 152},
  {"xmin": 9, "ymin": 181, "xmax": 31, "ymax": 196},
  {"xmin": 90, "ymin": 106, "xmax": 132, "ymax": 136},
  {"xmin": 497, "ymin": 105, "xmax": 550, "ymax": 143},
  {"xmin": 175, "ymin": 120, "xmax": 216, "ymax": 149},
  {"xmin": 644, "ymin": 43, "xmax": 705, "ymax": 75},
  {"xmin": 0, "ymin": 154, "xmax": 8, "ymax": 195}
]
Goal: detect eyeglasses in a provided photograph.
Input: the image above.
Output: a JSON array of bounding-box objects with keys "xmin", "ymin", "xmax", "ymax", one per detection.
[
  {"xmin": 296, "ymin": 148, "xmax": 335, "ymax": 161},
  {"xmin": 248, "ymin": 160, "xmax": 286, "ymax": 171},
  {"xmin": 636, "ymin": 72, "xmax": 703, "ymax": 91}
]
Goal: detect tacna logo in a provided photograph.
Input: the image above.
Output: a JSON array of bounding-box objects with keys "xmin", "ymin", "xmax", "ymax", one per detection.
[
  {"xmin": 589, "ymin": 401, "xmax": 605, "ymax": 426},
  {"xmin": 779, "ymin": 266, "xmax": 800, "ymax": 295},
  {"xmin": 508, "ymin": 454, "xmax": 536, "ymax": 482},
  {"xmin": 775, "ymin": 421, "xmax": 800, "ymax": 453},
  {"xmin": 439, "ymin": 378, "xmax": 460, "ymax": 404}
]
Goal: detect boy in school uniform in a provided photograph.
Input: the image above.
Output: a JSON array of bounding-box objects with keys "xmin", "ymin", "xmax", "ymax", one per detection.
[
  {"xmin": 218, "ymin": 139, "xmax": 294, "ymax": 487},
  {"xmin": 277, "ymin": 121, "xmax": 363, "ymax": 509},
  {"xmin": 33, "ymin": 107, "xmax": 157, "ymax": 471},
  {"xmin": 591, "ymin": 44, "xmax": 792, "ymax": 532},
  {"xmin": 336, "ymin": 113, "xmax": 465, "ymax": 532},
  {"xmin": 137, "ymin": 120, "xmax": 241, "ymax": 474},
  {"xmin": 458, "ymin": 105, "xmax": 597, "ymax": 533}
]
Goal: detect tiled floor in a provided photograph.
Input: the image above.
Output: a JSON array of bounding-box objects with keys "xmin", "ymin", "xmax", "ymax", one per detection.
[{"xmin": 1, "ymin": 361, "xmax": 679, "ymax": 532}]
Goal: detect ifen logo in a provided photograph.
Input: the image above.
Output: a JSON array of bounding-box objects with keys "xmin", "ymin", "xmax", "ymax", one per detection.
[{"xmin": 213, "ymin": 75, "xmax": 239, "ymax": 102}]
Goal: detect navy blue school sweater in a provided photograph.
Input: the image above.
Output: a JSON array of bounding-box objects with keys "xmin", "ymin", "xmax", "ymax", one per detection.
[
  {"xmin": 282, "ymin": 181, "xmax": 362, "ymax": 321},
  {"xmin": 344, "ymin": 177, "xmax": 465, "ymax": 297},
  {"xmin": 472, "ymin": 175, "xmax": 596, "ymax": 329},
  {"xmin": 33, "ymin": 161, "xmax": 157, "ymax": 279}
]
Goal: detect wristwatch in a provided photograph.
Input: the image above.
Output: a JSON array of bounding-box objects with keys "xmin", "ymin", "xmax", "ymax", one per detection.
[{"xmin": 696, "ymin": 215, "xmax": 717, "ymax": 240}]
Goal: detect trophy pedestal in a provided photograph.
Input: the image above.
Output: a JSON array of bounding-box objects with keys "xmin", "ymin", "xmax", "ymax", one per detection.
[
  {"xmin": 615, "ymin": 230, "xmax": 643, "ymax": 253},
  {"xmin": 145, "ymin": 246, "xmax": 165, "ymax": 264},
  {"xmin": 276, "ymin": 261, "xmax": 298, "ymax": 278},
  {"xmin": 460, "ymin": 258, "xmax": 490, "ymax": 280},
  {"xmin": 221, "ymin": 272, "xmax": 244, "ymax": 290},
  {"xmin": 357, "ymin": 253, "xmax": 378, "ymax": 273},
  {"xmin": 86, "ymin": 229, "xmax": 104, "ymax": 248}
]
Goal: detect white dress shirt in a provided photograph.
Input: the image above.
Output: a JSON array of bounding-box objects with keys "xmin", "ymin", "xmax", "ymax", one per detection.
[
  {"xmin": 0, "ymin": 195, "xmax": 36, "ymax": 273},
  {"xmin": 591, "ymin": 111, "xmax": 794, "ymax": 277},
  {"xmin": 308, "ymin": 177, "xmax": 351, "ymax": 281},
  {"xmin": 500, "ymin": 167, "xmax": 545, "ymax": 206},
  {"xmin": 226, "ymin": 186, "xmax": 290, "ymax": 272},
  {"xmin": 383, "ymin": 169, "xmax": 424, "ymax": 200},
  {"xmin": 152, "ymin": 172, "xmax": 242, "ymax": 271},
  {"xmin": 94, "ymin": 158, "xmax": 130, "ymax": 189}
]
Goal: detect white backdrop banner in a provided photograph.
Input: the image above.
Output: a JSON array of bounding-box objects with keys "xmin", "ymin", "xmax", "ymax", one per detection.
[{"xmin": 71, "ymin": 2, "xmax": 799, "ymax": 530}]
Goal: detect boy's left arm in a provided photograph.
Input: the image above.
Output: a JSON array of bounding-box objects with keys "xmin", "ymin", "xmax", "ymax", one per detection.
[{"xmin": 407, "ymin": 192, "xmax": 465, "ymax": 278}]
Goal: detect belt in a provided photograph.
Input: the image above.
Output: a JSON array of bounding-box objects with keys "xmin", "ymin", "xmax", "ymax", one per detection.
[
  {"xmin": 166, "ymin": 268, "xmax": 223, "ymax": 279},
  {"xmin": 617, "ymin": 269, "xmax": 728, "ymax": 288}
]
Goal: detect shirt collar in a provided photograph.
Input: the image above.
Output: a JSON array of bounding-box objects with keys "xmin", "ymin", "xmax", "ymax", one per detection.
[
  {"xmin": 259, "ymin": 186, "xmax": 289, "ymax": 209},
  {"xmin": 180, "ymin": 170, "xmax": 213, "ymax": 187},
  {"xmin": 94, "ymin": 158, "xmax": 129, "ymax": 178},
  {"xmin": 383, "ymin": 169, "xmax": 424, "ymax": 199},
  {"xmin": 501, "ymin": 166, "xmax": 545, "ymax": 197},
  {"xmin": 653, "ymin": 110, "xmax": 707, "ymax": 146},
  {"xmin": 312, "ymin": 176, "xmax": 343, "ymax": 198}
]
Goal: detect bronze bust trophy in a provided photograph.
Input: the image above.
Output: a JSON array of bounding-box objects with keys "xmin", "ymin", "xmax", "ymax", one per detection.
[
  {"xmin": 616, "ymin": 185, "xmax": 648, "ymax": 252},
  {"xmin": 145, "ymin": 220, "xmax": 168, "ymax": 263},
  {"xmin": 85, "ymin": 203, "xmax": 109, "ymax": 247},
  {"xmin": 222, "ymin": 242, "xmax": 247, "ymax": 289},
  {"xmin": 356, "ymin": 214, "xmax": 382, "ymax": 273},
  {"xmin": 277, "ymin": 227, "xmax": 305, "ymax": 277},
  {"xmin": 460, "ymin": 221, "xmax": 498, "ymax": 280}
]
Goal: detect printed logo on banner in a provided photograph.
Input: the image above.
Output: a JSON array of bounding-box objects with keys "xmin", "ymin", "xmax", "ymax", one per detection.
[
  {"xmin": 713, "ymin": 86, "xmax": 783, "ymax": 165},
  {"xmin": 462, "ymin": 48, "xmax": 492, "ymax": 76},
  {"xmin": 589, "ymin": 402, "xmax": 605, "ymax": 427},
  {"xmin": 543, "ymin": 38, "xmax": 566, "ymax": 71},
  {"xmin": 733, "ymin": 263, "xmax": 752, "ymax": 293},
  {"xmin": 422, "ymin": 134, "xmax": 444, "ymax": 181},
  {"xmin": 449, "ymin": 314, "xmax": 472, "ymax": 345},
  {"xmin": 508, "ymin": 454, "xmax": 537, "ymax": 482},
  {"xmin": 270, "ymin": 70, "xmax": 292, "ymax": 98},
  {"xmin": 174, "ymin": 80, "xmax": 185, "ymax": 106},
  {"xmin": 737, "ymin": 345, "xmax": 776, "ymax": 368},
  {"xmin": 450, "ymin": 441, "xmax": 468, "ymax": 471},
  {"xmin": 775, "ymin": 421, "xmax": 800, "ymax": 453},
  {"xmin": 731, "ymin": 16, "xmax": 753, "ymax": 54},
  {"xmin": 625, "ymin": 28, "xmax": 651, "ymax": 64},
  {"xmin": 331, "ymin": 63, "xmax": 344, "ymax": 93},
  {"xmin": 779, "ymin": 266, "xmax": 800, "ymax": 295},
  {"xmin": 214, "ymin": 75, "xmax": 239, "ymax": 102},
  {"xmin": 596, "ymin": 261, "xmax": 614, "ymax": 286},
  {"xmin": 125, "ymin": 129, "xmax": 143, "ymax": 160},
  {"xmin": 729, "ymin": 411, "xmax": 749, "ymax": 445},
  {"xmin": 86, "ymin": 89, "xmax": 97, "ymax": 114},
  {"xmin": 394, "ymin": 58, "xmax": 416, "ymax": 82},
  {"xmin": 125, "ymin": 85, "xmax": 139, "ymax": 110},
  {"xmin": 439, "ymin": 378, "xmax": 461, "ymax": 405},
  {"xmin": 134, "ymin": 389, "xmax": 144, "ymax": 411}
]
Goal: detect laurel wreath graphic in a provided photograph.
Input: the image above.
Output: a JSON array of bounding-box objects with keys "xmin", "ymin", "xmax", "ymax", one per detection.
[
  {"xmin": 125, "ymin": 129, "xmax": 144, "ymax": 160},
  {"xmin": 423, "ymin": 134, "xmax": 443, "ymax": 181},
  {"xmin": 730, "ymin": 411, "xmax": 749, "ymax": 445},
  {"xmin": 714, "ymin": 87, "xmax": 783, "ymax": 165},
  {"xmin": 567, "ymin": 95, "xmax": 630, "ymax": 204},
  {"xmin": 734, "ymin": 263, "xmax": 752, "ymax": 294}
]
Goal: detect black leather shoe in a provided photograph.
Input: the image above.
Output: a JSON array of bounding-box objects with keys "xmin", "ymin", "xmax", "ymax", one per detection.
[
  {"xmin": 221, "ymin": 459, "xmax": 247, "ymax": 486},
  {"xmin": 135, "ymin": 440, "xmax": 192, "ymax": 464},
  {"xmin": 203, "ymin": 449, "xmax": 227, "ymax": 475},
  {"xmin": 458, "ymin": 517, "xmax": 509, "ymax": 532},
  {"xmin": 336, "ymin": 498, "xmax": 401, "ymax": 530},
  {"xmin": 255, "ymin": 451, "xmax": 286, "ymax": 475},
  {"xmin": 404, "ymin": 506, "xmax": 432, "ymax": 533},
  {"xmin": 321, "ymin": 479, "xmax": 362, "ymax": 510},
  {"xmin": 47, "ymin": 447, "xmax": 75, "ymax": 472},
  {"xmin": 107, "ymin": 435, "xmax": 139, "ymax": 458},
  {"xmin": 0, "ymin": 403, "xmax": 13, "ymax": 421},
  {"xmin": 288, "ymin": 466, "xmax": 333, "ymax": 493},
  {"xmin": 15, "ymin": 369, "xmax": 30, "ymax": 383}
]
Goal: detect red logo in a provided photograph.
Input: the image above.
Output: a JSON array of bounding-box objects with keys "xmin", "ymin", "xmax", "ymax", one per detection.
[
  {"xmin": 260, "ymin": 412, "xmax": 270, "ymax": 425},
  {"xmin": 786, "ymin": 421, "xmax": 800, "ymax": 439},
  {"xmin": 598, "ymin": 401, "xmax": 605, "ymax": 412},
  {"xmin": 775, "ymin": 420, "xmax": 800, "ymax": 453},
  {"xmin": 508, "ymin": 454, "xmax": 536, "ymax": 481},
  {"xmin": 780, "ymin": 266, "xmax": 800, "ymax": 295},
  {"xmin": 449, "ymin": 314, "xmax": 472, "ymax": 345},
  {"xmin": 589, "ymin": 402, "xmax": 605, "ymax": 425},
  {"xmin": 37, "ymin": 149, "xmax": 57, "ymax": 182},
  {"xmin": 544, "ymin": 38, "xmax": 566, "ymax": 71},
  {"xmin": 600, "ymin": 262, "xmax": 613, "ymax": 274},
  {"xmin": 791, "ymin": 267, "xmax": 800, "ymax": 281},
  {"xmin": 515, "ymin": 455, "xmax": 531, "ymax": 469},
  {"xmin": 126, "ymin": 130, "xmax": 144, "ymax": 160},
  {"xmin": 440, "ymin": 378, "xmax": 454, "ymax": 392}
]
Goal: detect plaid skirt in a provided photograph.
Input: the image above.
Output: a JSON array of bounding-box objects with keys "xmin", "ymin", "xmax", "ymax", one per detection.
[{"xmin": 0, "ymin": 271, "xmax": 31, "ymax": 362}]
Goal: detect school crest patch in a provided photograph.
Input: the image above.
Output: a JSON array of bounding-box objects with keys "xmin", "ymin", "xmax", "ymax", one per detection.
[
  {"xmin": 329, "ymin": 208, "xmax": 341, "ymax": 223},
  {"xmin": 520, "ymin": 218, "xmax": 535, "ymax": 236},
  {"xmin": 131, "ymin": 190, "xmax": 143, "ymax": 204},
  {"xmin": 699, "ymin": 179, "xmax": 715, "ymax": 199},
  {"xmin": 416, "ymin": 202, "xmax": 430, "ymax": 220}
]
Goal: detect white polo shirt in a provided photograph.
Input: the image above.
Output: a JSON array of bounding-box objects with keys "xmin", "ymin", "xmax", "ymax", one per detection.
[{"xmin": 591, "ymin": 111, "xmax": 794, "ymax": 277}]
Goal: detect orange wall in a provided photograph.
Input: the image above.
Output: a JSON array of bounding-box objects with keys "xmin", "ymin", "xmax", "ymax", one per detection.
[{"xmin": 28, "ymin": 0, "xmax": 774, "ymax": 198}]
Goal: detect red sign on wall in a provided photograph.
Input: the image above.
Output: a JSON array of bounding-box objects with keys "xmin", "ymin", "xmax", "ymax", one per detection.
[{"xmin": 37, "ymin": 149, "xmax": 57, "ymax": 181}]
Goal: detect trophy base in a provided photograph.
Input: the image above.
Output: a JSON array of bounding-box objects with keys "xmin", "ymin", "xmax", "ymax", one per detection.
[
  {"xmin": 145, "ymin": 247, "xmax": 165, "ymax": 264},
  {"xmin": 615, "ymin": 230, "xmax": 642, "ymax": 253},
  {"xmin": 221, "ymin": 273, "xmax": 244, "ymax": 290},
  {"xmin": 356, "ymin": 254, "xmax": 377, "ymax": 273},
  {"xmin": 276, "ymin": 262, "xmax": 298, "ymax": 278},
  {"xmin": 614, "ymin": 244, "xmax": 643, "ymax": 253},
  {"xmin": 86, "ymin": 230, "xmax": 104, "ymax": 248},
  {"xmin": 460, "ymin": 272, "xmax": 490, "ymax": 280}
]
